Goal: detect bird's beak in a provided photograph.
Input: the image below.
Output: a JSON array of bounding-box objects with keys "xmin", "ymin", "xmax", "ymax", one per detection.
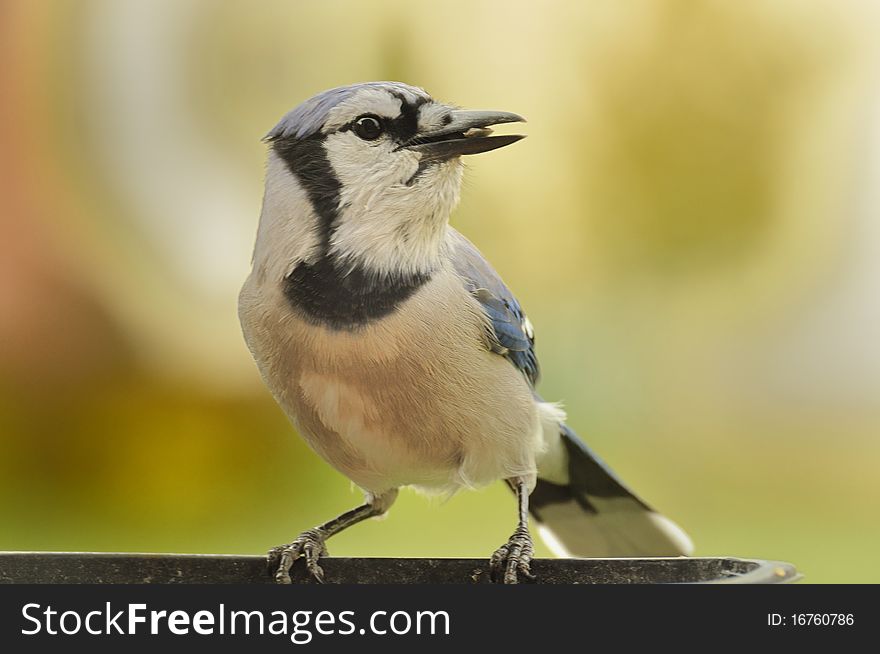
[{"xmin": 400, "ymin": 109, "xmax": 526, "ymax": 161}]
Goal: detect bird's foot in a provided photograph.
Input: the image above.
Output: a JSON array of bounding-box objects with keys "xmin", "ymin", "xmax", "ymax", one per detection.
[
  {"xmin": 268, "ymin": 528, "xmax": 329, "ymax": 584},
  {"xmin": 489, "ymin": 525, "xmax": 536, "ymax": 584}
]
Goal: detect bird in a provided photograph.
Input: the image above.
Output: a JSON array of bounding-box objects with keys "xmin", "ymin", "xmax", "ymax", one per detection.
[{"xmin": 239, "ymin": 81, "xmax": 693, "ymax": 584}]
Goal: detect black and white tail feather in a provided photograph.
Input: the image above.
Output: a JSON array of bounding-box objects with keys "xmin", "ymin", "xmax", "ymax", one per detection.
[{"xmin": 532, "ymin": 424, "xmax": 693, "ymax": 557}]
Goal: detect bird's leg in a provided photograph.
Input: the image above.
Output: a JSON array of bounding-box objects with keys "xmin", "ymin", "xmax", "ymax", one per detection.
[
  {"xmin": 270, "ymin": 489, "xmax": 397, "ymax": 584},
  {"xmin": 490, "ymin": 477, "xmax": 537, "ymax": 584}
]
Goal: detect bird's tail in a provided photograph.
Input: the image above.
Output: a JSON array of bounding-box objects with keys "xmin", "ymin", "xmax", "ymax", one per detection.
[{"xmin": 531, "ymin": 423, "xmax": 693, "ymax": 557}]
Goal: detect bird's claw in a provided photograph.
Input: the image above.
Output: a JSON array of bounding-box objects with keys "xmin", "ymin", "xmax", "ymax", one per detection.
[
  {"xmin": 268, "ymin": 528, "xmax": 329, "ymax": 584},
  {"xmin": 489, "ymin": 525, "xmax": 536, "ymax": 584}
]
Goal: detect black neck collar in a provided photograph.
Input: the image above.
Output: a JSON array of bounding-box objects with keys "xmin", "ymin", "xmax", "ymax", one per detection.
[{"xmin": 283, "ymin": 255, "xmax": 431, "ymax": 330}]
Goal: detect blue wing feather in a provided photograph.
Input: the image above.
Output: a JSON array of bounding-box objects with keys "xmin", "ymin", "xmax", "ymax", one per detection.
[{"xmin": 448, "ymin": 229, "xmax": 539, "ymax": 386}]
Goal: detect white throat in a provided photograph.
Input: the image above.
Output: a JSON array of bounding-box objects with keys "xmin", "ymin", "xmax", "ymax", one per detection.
[
  {"xmin": 254, "ymin": 145, "xmax": 464, "ymax": 285},
  {"xmin": 325, "ymin": 137, "xmax": 464, "ymax": 278}
]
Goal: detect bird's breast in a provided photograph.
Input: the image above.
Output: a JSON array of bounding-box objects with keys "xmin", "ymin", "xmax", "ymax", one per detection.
[{"xmin": 239, "ymin": 268, "xmax": 539, "ymax": 493}]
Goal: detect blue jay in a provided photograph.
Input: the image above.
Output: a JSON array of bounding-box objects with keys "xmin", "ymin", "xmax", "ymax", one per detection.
[{"xmin": 239, "ymin": 82, "xmax": 692, "ymax": 584}]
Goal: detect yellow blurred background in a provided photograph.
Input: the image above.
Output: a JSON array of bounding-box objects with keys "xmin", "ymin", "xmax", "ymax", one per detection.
[{"xmin": 2, "ymin": 0, "xmax": 879, "ymax": 583}]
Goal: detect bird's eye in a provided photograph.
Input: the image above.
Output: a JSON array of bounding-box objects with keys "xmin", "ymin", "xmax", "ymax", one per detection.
[{"xmin": 352, "ymin": 115, "xmax": 383, "ymax": 140}]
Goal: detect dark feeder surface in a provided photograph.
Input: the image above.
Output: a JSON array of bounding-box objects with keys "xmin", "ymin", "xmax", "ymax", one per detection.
[{"xmin": 0, "ymin": 553, "xmax": 799, "ymax": 584}]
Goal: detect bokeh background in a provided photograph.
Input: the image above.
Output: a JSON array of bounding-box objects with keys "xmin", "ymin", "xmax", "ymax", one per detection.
[{"xmin": 2, "ymin": 0, "xmax": 879, "ymax": 583}]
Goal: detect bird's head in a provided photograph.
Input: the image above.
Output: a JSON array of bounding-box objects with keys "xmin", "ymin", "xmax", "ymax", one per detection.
[{"xmin": 256, "ymin": 82, "xmax": 524, "ymax": 280}]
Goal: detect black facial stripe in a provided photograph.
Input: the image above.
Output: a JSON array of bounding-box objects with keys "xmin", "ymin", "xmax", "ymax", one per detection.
[
  {"xmin": 386, "ymin": 91, "xmax": 428, "ymax": 143},
  {"xmin": 270, "ymin": 133, "xmax": 341, "ymax": 248},
  {"xmin": 283, "ymin": 256, "xmax": 431, "ymax": 330},
  {"xmin": 337, "ymin": 93, "xmax": 429, "ymax": 144}
]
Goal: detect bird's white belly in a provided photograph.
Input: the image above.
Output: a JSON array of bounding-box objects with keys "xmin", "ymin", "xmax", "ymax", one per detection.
[{"xmin": 294, "ymin": 368, "xmax": 466, "ymax": 491}]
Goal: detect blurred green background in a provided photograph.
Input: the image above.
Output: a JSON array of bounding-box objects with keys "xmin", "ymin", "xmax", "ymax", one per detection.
[{"xmin": 1, "ymin": 0, "xmax": 879, "ymax": 583}]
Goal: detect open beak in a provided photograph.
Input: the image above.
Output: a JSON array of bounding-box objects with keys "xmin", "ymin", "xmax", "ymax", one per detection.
[{"xmin": 401, "ymin": 109, "xmax": 526, "ymax": 161}]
